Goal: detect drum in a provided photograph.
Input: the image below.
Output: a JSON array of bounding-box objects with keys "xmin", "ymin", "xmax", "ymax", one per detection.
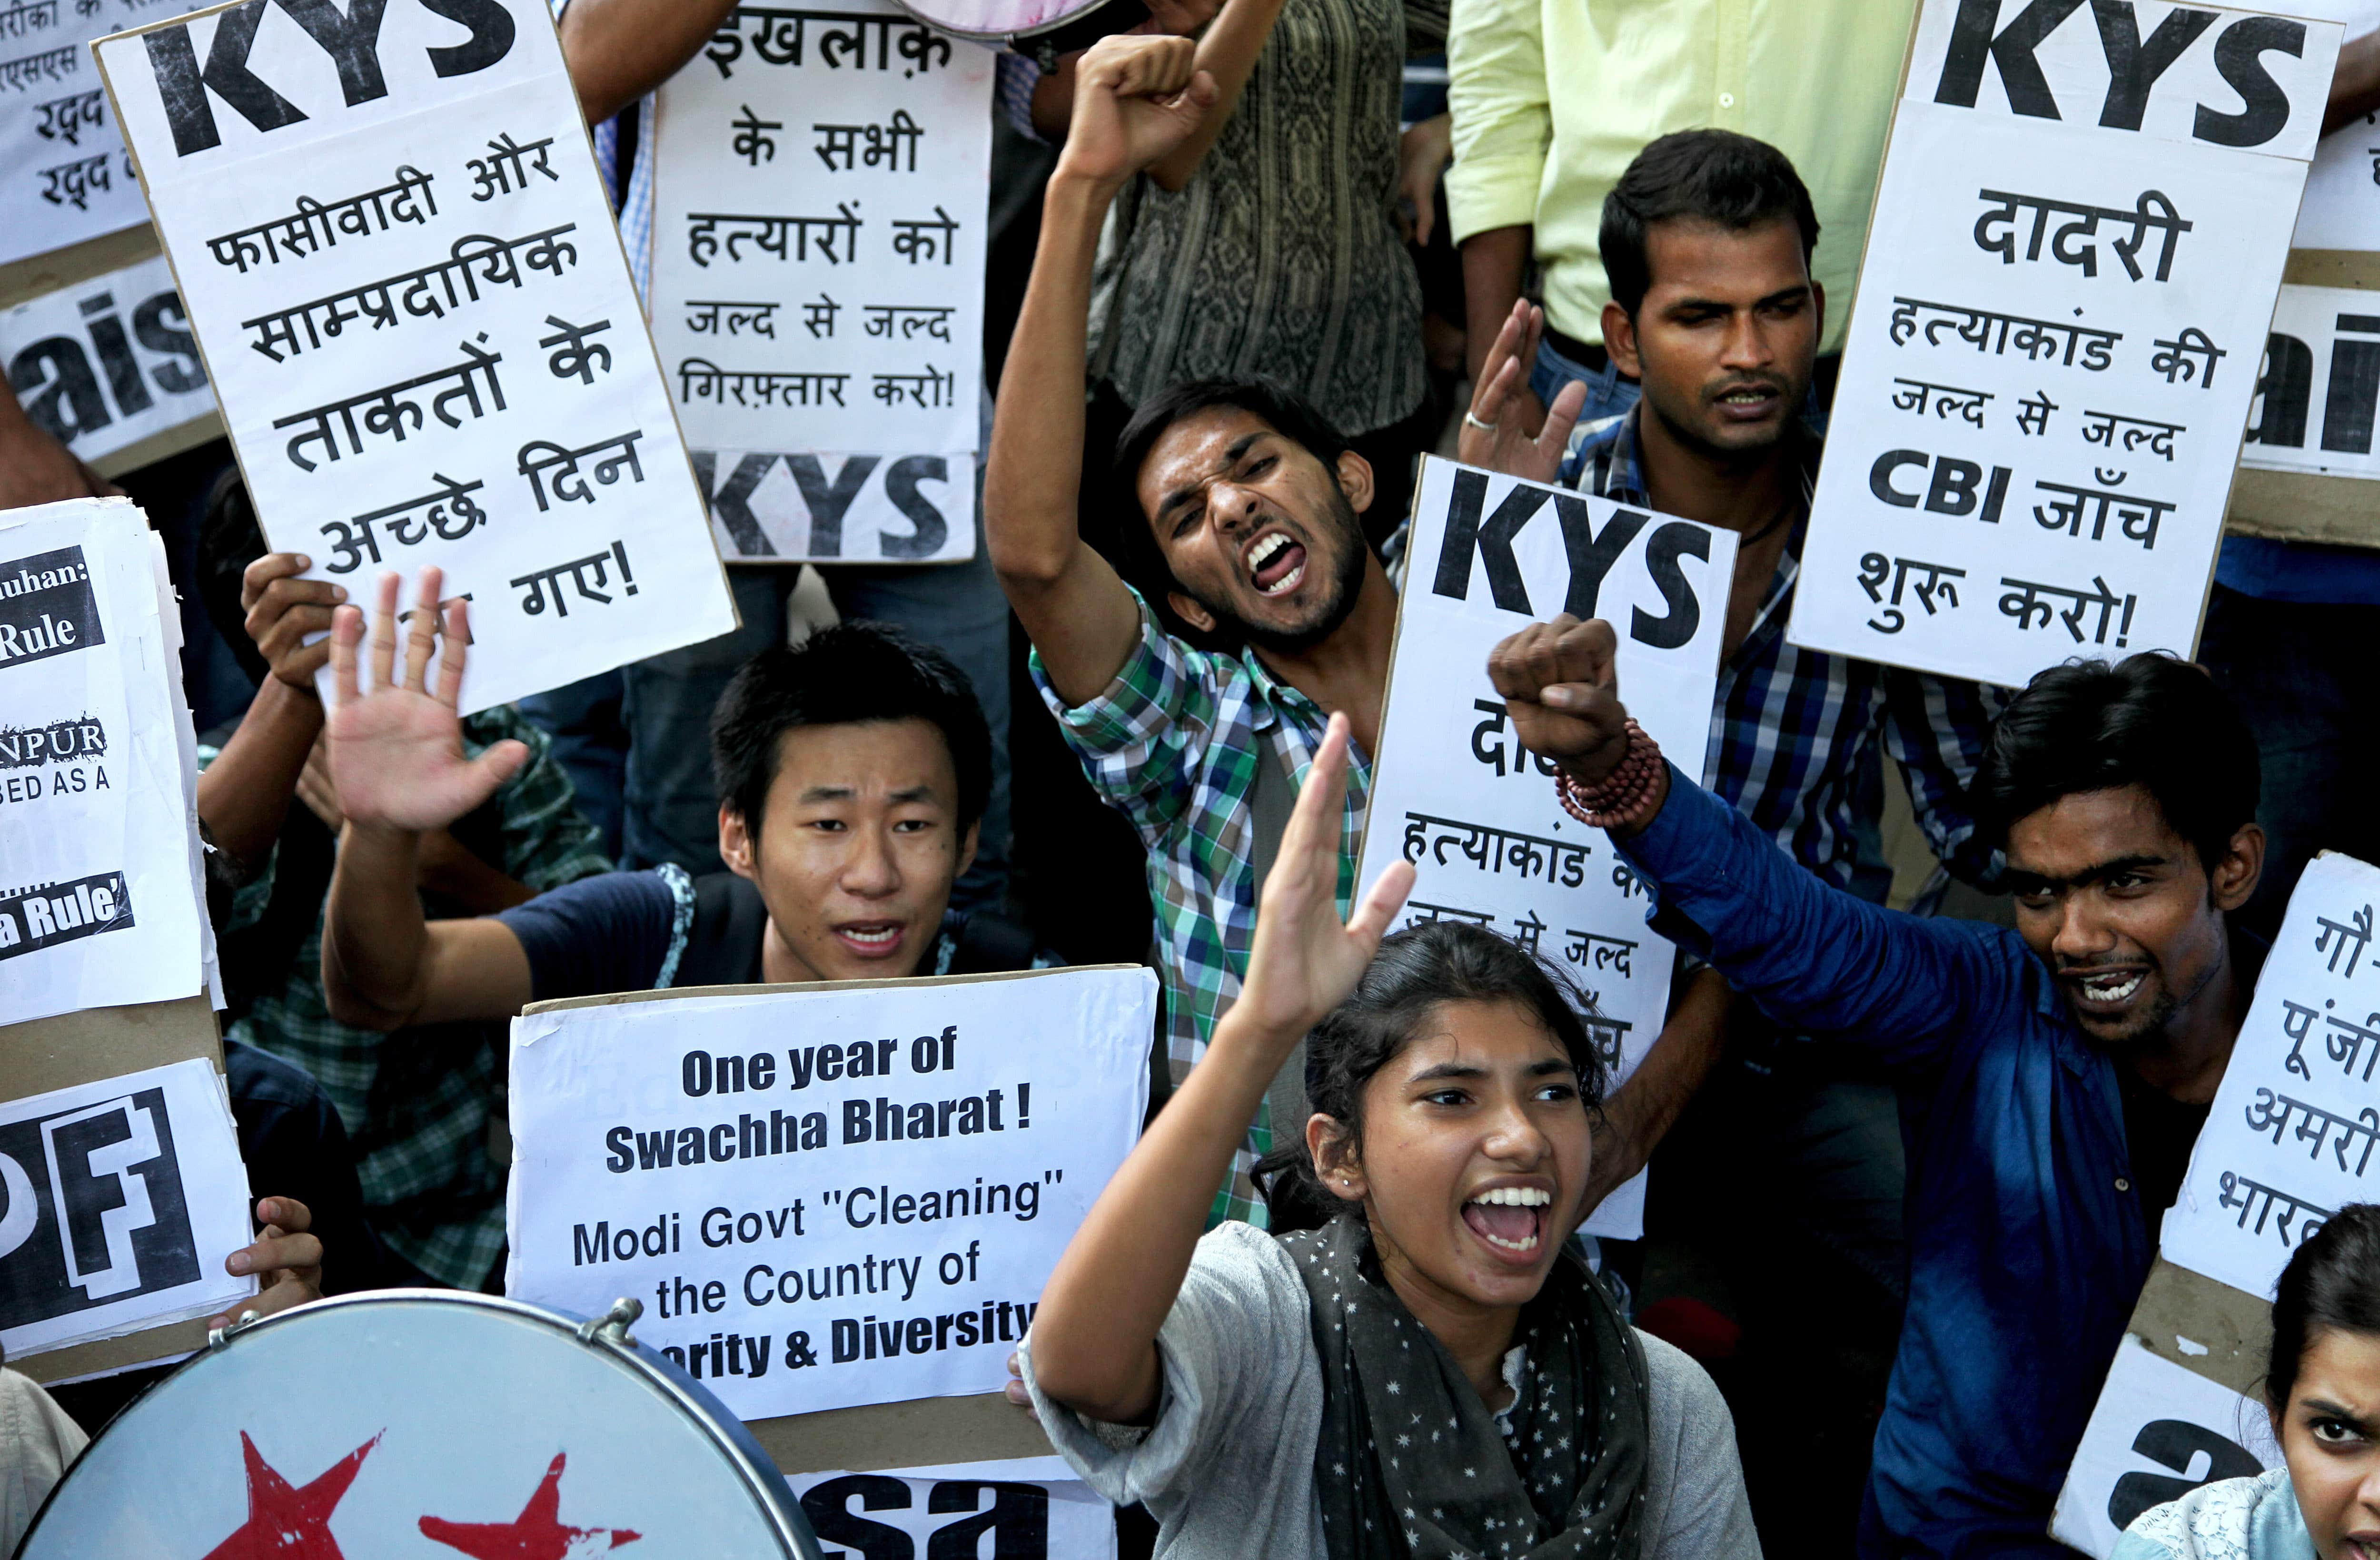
[
  {"xmin": 889, "ymin": 0, "xmax": 1122, "ymax": 46},
  {"xmin": 20, "ymin": 1291, "xmax": 823, "ymax": 1559}
]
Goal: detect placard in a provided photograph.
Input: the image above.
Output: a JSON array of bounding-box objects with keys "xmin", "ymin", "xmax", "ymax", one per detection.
[
  {"xmin": 0, "ymin": 1055, "xmax": 252, "ymax": 1361},
  {"xmin": 2050, "ymin": 1337, "xmax": 2279, "ymax": 1559},
  {"xmin": 790, "ymin": 1460, "xmax": 1114, "ymax": 1560},
  {"xmin": 1787, "ymin": 0, "xmax": 2339, "ymax": 689},
  {"xmin": 1, "ymin": 251, "xmax": 214, "ymax": 467},
  {"xmin": 506, "ymin": 966, "xmax": 1155, "ymax": 1423},
  {"xmin": 651, "ymin": 0, "xmax": 991, "ymax": 564},
  {"xmin": 2239, "ymin": 280, "xmax": 2380, "ymax": 478},
  {"xmin": 92, "ymin": 0, "xmax": 738, "ymax": 714},
  {"xmin": 0, "ymin": 497, "xmax": 213, "ymax": 1027},
  {"xmin": 0, "ymin": 0, "xmax": 208, "ymax": 269},
  {"xmin": 2160, "ymin": 852, "xmax": 2380, "ymax": 1296},
  {"xmin": 2289, "ymin": 0, "xmax": 2380, "ymax": 252},
  {"xmin": 1356, "ymin": 456, "xmax": 1737, "ymax": 1239}
]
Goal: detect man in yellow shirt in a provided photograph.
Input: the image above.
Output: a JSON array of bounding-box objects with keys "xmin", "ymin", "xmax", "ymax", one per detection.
[{"xmin": 1448, "ymin": 1, "xmax": 1915, "ymax": 430}]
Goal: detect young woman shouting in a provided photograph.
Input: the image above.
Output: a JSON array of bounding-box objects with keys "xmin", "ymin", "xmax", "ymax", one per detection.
[{"xmin": 1018, "ymin": 712, "xmax": 1758, "ymax": 1558}]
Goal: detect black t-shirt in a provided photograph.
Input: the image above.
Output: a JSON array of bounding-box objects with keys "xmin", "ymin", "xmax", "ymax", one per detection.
[{"xmin": 2116, "ymin": 1062, "xmax": 2212, "ymax": 1232}]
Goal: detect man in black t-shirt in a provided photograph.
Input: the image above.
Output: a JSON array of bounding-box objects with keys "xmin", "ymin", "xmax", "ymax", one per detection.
[{"xmin": 320, "ymin": 569, "xmax": 1046, "ymax": 1032}]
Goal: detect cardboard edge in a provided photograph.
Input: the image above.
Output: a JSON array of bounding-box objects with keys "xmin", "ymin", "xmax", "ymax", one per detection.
[
  {"xmin": 518, "ymin": 961, "xmax": 1151, "ymax": 1017},
  {"xmin": 0, "ymin": 222, "xmax": 164, "ymax": 312},
  {"xmin": 9, "ymin": 1317, "xmax": 206, "ymax": 1384},
  {"xmin": 0, "ymin": 993, "xmax": 222, "ymax": 1101},
  {"xmin": 2124, "ymin": 1257, "xmax": 2273, "ymax": 1402},
  {"xmin": 744, "ymin": 1391, "xmax": 1053, "ymax": 1477}
]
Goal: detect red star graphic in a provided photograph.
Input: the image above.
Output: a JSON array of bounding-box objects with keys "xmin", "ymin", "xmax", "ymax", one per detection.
[
  {"xmin": 201, "ymin": 1431, "xmax": 380, "ymax": 1560},
  {"xmin": 418, "ymin": 1452, "xmax": 641, "ymax": 1560}
]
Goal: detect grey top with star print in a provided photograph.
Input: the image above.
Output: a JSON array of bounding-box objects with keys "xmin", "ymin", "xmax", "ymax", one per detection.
[{"xmin": 1019, "ymin": 1222, "xmax": 1763, "ymax": 1560}]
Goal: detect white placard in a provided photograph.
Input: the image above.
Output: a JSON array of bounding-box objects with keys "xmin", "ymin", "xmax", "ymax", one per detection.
[
  {"xmin": 506, "ymin": 967, "xmax": 1156, "ymax": 1422},
  {"xmin": 0, "ymin": 496, "xmax": 211, "ymax": 1027},
  {"xmin": 0, "ymin": 0, "xmax": 208, "ymax": 268},
  {"xmin": 791, "ymin": 1463, "xmax": 1115, "ymax": 1560},
  {"xmin": 2240, "ymin": 281, "xmax": 2380, "ymax": 478},
  {"xmin": 2050, "ymin": 1340, "xmax": 2279, "ymax": 1560},
  {"xmin": 2290, "ymin": 0, "xmax": 2380, "ymax": 250},
  {"xmin": 2159, "ymin": 853, "xmax": 2380, "ymax": 1297},
  {"xmin": 1787, "ymin": 0, "xmax": 2338, "ymax": 690},
  {"xmin": 649, "ymin": 0, "xmax": 992, "ymax": 565},
  {"xmin": 93, "ymin": 0, "xmax": 737, "ymax": 714},
  {"xmin": 1, "ymin": 252, "xmax": 214, "ymax": 465},
  {"xmin": 1357, "ymin": 458, "xmax": 1737, "ymax": 1240},
  {"xmin": 0, "ymin": 1056, "xmax": 253, "ymax": 1360}
]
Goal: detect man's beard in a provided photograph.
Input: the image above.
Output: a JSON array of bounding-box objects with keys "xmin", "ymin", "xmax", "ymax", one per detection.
[
  {"xmin": 1645, "ymin": 373, "xmax": 1803, "ymax": 464},
  {"xmin": 1194, "ymin": 484, "xmax": 1369, "ymax": 656}
]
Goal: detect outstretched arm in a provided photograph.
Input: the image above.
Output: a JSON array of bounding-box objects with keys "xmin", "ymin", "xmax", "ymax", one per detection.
[
  {"xmin": 320, "ymin": 569, "xmax": 535, "ymax": 1032},
  {"xmin": 1028, "ymin": 715, "xmax": 1415, "ymax": 1423},
  {"xmin": 557, "ymin": 0, "xmax": 740, "ymax": 127},
  {"xmin": 1141, "ymin": 0, "xmax": 1285, "ymax": 192},
  {"xmin": 985, "ymin": 37, "xmax": 1218, "ymax": 707}
]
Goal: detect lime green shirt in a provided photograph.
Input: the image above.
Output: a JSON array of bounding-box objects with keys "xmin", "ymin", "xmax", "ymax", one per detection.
[{"xmin": 1445, "ymin": 0, "xmax": 1917, "ymax": 354}]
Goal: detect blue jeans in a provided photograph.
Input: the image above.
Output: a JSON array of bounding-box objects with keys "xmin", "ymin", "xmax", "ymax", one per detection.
[{"xmin": 1530, "ymin": 336, "xmax": 1638, "ymax": 432}]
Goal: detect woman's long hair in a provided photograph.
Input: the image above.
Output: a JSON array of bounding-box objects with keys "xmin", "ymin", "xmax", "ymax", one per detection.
[
  {"xmin": 1250, "ymin": 920, "xmax": 1610, "ymax": 1233},
  {"xmin": 2267, "ymin": 1203, "xmax": 2380, "ymax": 1409}
]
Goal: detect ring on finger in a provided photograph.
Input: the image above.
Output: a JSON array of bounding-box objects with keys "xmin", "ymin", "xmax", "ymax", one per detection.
[{"xmin": 1462, "ymin": 410, "xmax": 1499, "ymax": 433}]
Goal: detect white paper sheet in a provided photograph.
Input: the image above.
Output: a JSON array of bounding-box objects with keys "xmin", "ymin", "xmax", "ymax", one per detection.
[
  {"xmin": 0, "ymin": 496, "xmax": 210, "ymax": 1027},
  {"xmin": 506, "ymin": 967, "xmax": 1156, "ymax": 1422},
  {"xmin": 2239, "ymin": 281, "xmax": 2380, "ymax": 478},
  {"xmin": 788, "ymin": 1464, "xmax": 1115, "ymax": 1560},
  {"xmin": 649, "ymin": 0, "xmax": 992, "ymax": 564},
  {"xmin": 2050, "ymin": 1340, "xmax": 2279, "ymax": 1559},
  {"xmin": 2157, "ymin": 853, "xmax": 2380, "ymax": 1297},
  {"xmin": 0, "ymin": 0, "xmax": 209, "ymax": 268},
  {"xmin": 0, "ymin": 253, "xmax": 216, "ymax": 468},
  {"xmin": 2288, "ymin": 0, "xmax": 2380, "ymax": 251},
  {"xmin": 1787, "ymin": 0, "xmax": 2338, "ymax": 689},
  {"xmin": 1354, "ymin": 458, "xmax": 1737, "ymax": 1240},
  {"xmin": 0, "ymin": 1056, "xmax": 254, "ymax": 1361},
  {"xmin": 93, "ymin": 0, "xmax": 737, "ymax": 714}
]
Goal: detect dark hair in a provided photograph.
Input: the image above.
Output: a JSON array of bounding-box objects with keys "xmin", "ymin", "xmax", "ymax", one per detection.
[
  {"xmin": 1600, "ymin": 130, "xmax": 1821, "ymax": 319},
  {"xmin": 707, "ymin": 621, "xmax": 992, "ymax": 835},
  {"xmin": 1973, "ymin": 653, "xmax": 2259, "ymax": 872},
  {"xmin": 1106, "ymin": 378, "xmax": 1353, "ymax": 640},
  {"xmin": 1251, "ymin": 920, "xmax": 1610, "ymax": 1233},
  {"xmin": 2266, "ymin": 1203, "xmax": 2380, "ymax": 1408}
]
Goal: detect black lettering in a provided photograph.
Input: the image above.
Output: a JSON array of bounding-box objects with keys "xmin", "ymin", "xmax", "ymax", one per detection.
[
  {"xmin": 1870, "ymin": 448, "xmax": 1927, "ymax": 507},
  {"xmin": 146, "ymin": 2, "xmax": 307, "ymax": 159},
  {"xmin": 803, "ymin": 1474, "xmax": 916, "ymax": 1560},
  {"xmin": 417, "ymin": 0, "xmax": 516, "ymax": 78},
  {"xmin": 131, "ymin": 293, "xmax": 207, "ymax": 395},
  {"xmin": 9, "ymin": 339, "xmax": 110, "ymax": 443},
  {"xmin": 278, "ymin": 0, "xmax": 392, "ymax": 106},
  {"xmin": 1432, "ymin": 468, "xmax": 1546, "ymax": 612},
  {"xmin": 2108, "ymin": 1420, "xmax": 2262, "ymax": 1529},
  {"xmin": 883, "ymin": 455, "xmax": 951, "ymax": 559},
  {"xmin": 2323, "ymin": 322, "xmax": 2380, "ymax": 455},
  {"xmin": 683, "ymin": 1050, "xmax": 711, "ymax": 1097},
  {"xmin": 2248, "ymin": 333, "xmax": 2313, "ymax": 448},
  {"xmin": 927, "ymin": 1482, "xmax": 1049, "ymax": 1560},
  {"xmin": 1934, "ymin": 0, "xmax": 2088, "ymax": 118},
  {"xmin": 1925, "ymin": 458, "xmax": 1982, "ymax": 516},
  {"xmin": 2090, "ymin": 0, "xmax": 2215, "ymax": 130},
  {"xmin": 81, "ymin": 296, "xmax": 151, "ymax": 416},
  {"xmin": 695, "ymin": 452, "xmax": 778, "ymax": 556},
  {"xmin": 604, "ymin": 1127, "xmax": 632, "ymax": 1173},
  {"xmin": 2194, "ymin": 16, "xmax": 2304, "ymax": 149},
  {"xmin": 789, "ymin": 454, "xmax": 879, "ymax": 558},
  {"xmin": 1550, "ymin": 498, "xmax": 1649, "ymax": 620},
  {"xmin": 1630, "ymin": 522, "xmax": 1707, "ymax": 651}
]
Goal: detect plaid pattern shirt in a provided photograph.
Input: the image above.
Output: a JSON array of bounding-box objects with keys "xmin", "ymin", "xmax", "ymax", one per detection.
[
  {"xmin": 1560, "ymin": 406, "xmax": 2004, "ymax": 892},
  {"xmin": 211, "ymin": 707, "xmax": 610, "ymax": 1288},
  {"xmin": 1031, "ymin": 592, "xmax": 1366, "ymax": 1228}
]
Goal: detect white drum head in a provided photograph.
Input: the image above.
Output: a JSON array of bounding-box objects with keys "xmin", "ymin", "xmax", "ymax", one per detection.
[
  {"xmin": 888, "ymin": 0, "xmax": 1122, "ymax": 44},
  {"xmin": 21, "ymin": 1291, "xmax": 820, "ymax": 1559}
]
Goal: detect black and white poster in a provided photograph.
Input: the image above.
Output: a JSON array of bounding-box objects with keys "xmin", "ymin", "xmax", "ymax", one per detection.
[
  {"xmin": 2240, "ymin": 281, "xmax": 2380, "ymax": 478},
  {"xmin": 1, "ymin": 253, "xmax": 216, "ymax": 466},
  {"xmin": 2052, "ymin": 1340, "xmax": 2278, "ymax": 1557},
  {"xmin": 0, "ymin": 1056, "xmax": 250, "ymax": 1360},
  {"xmin": 648, "ymin": 0, "xmax": 992, "ymax": 564},
  {"xmin": 791, "ymin": 1459, "xmax": 1115, "ymax": 1560},
  {"xmin": 1354, "ymin": 457, "xmax": 1736, "ymax": 1239},
  {"xmin": 1787, "ymin": 0, "xmax": 2339, "ymax": 689},
  {"xmin": 0, "ymin": 497, "xmax": 213, "ymax": 1027},
  {"xmin": 92, "ymin": 0, "xmax": 738, "ymax": 714}
]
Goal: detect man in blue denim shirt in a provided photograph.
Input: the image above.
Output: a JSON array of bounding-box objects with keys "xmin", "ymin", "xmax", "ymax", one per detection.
[{"xmin": 1485, "ymin": 616, "xmax": 2268, "ymax": 1560}]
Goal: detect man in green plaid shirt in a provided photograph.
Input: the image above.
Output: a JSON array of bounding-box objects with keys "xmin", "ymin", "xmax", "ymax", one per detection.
[{"xmin": 985, "ymin": 41, "xmax": 1431, "ymax": 1225}]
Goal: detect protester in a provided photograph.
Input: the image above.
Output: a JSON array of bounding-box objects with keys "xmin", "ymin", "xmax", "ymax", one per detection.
[
  {"xmin": 0, "ymin": 1370, "xmax": 85, "ymax": 1555},
  {"xmin": 2113, "ymin": 1204, "xmax": 2380, "ymax": 1560},
  {"xmin": 1460, "ymin": 129, "xmax": 2006, "ymax": 1535},
  {"xmin": 199, "ymin": 524, "xmax": 610, "ymax": 1293},
  {"xmin": 1488, "ymin": 617, "xmax": 2265, "ymax": 1558},
  {"xmin": 1447, "ymin": 2, "xmax": 1914, "ymax": 431},
  {"xmin": 0, "ymin": 379, "xmax": 118, "ymax": 509},
  {"xmin": 317, "ymin": 573, "xmax": 1045, "ymax": 1034},
  {"xmin": 541, "ymin": 0, "xmax": 1014, "ymax": 896},
  {"xmin": 1018, "ymin": 712, "xmax": 1760, "ymax": 1558}
]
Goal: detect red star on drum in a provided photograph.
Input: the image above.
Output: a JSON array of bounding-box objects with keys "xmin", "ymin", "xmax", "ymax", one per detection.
[
  {"xmin": 202, "ymin": 1431, "xmax": 380, "ymax": 1560},
  {"xmin": 418, "ymin": 1451, "xmax": 642, "ymax": 1560}
]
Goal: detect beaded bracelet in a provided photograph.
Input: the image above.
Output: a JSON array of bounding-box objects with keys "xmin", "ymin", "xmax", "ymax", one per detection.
[{"xmin": 1552, "ymin": 720, "xmax": 1664, "ymax": 831}]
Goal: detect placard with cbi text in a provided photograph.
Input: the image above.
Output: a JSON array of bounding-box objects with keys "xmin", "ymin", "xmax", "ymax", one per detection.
[
  {"xmin": 92, "ymin": 0, "xmax": 736, "ymax": 714},
  {"xmin": 1787, "ymin": 0, "xmax": 2339, "ymax": 689},
  {"xmin": 1356, "ymin": 456, "xmax": 1738, "ymax": 1240},
  {"xmin": 506, "ymin": 966, "xmax": 1155, "ymax": 1423},
  {"xmin": 651, "ymin": 0, "xmax": 992, "ymax": 564}
]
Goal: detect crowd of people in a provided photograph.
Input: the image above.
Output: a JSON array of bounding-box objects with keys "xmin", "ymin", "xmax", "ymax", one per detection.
[{"xmin": 8, "ymin": 0, "xmax": 2380, "ymax": 1557}]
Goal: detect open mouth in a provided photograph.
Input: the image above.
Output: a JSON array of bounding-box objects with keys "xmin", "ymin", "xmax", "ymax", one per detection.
[
  {"xmin": 2342, "ymin": 1536, "xmax": 2380, "ymax": 1560},
  {"xmin": 2069, "ymin": 968, "xmax": 2148, "ymax": 1007},
  {"xmin": 1460, "ymin": 1185, "xmax": 1550, "ymax": 1259},
  {"xmin": 1244, "ymin": 530, "xmax": 1307, "ymax": 598},
  {"xmin": 833, "ymin": 920, "xmax": 908, "ymax": 959},
  {"xmin": 1712, "ymin": 383, "xmax": 1782, "ymax": 421}
]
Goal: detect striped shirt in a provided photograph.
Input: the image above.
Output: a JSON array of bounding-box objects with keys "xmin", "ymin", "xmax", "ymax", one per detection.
[{"xmin": 1560, "ymin": 406, "xmax": 2003, "ymax": 895}]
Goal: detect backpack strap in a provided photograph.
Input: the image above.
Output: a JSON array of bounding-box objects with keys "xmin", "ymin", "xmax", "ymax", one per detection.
[{"xmin": 677, "ymin": 871, "xmax": 771, "ymax": 989}]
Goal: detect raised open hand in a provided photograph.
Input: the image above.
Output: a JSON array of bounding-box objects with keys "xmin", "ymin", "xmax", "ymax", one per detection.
[
  {"xmin": 1055, "ymin": 34, "xmax": 1219, "ymax": 188},
  {"xmin": 1457, "ymin": 299, "xmax": 1588, "ymax": 484},
  {"xmin": 325, "ymin": 567, "xmax": 526, "ymax": 837},
  {"xmin": 1485, "ymin": 616, "xmax": 1632, "ymax": 784},
  {"xmin": 1235, "ymin": 714, "xmax": 1416, "ymax": 1041}
]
